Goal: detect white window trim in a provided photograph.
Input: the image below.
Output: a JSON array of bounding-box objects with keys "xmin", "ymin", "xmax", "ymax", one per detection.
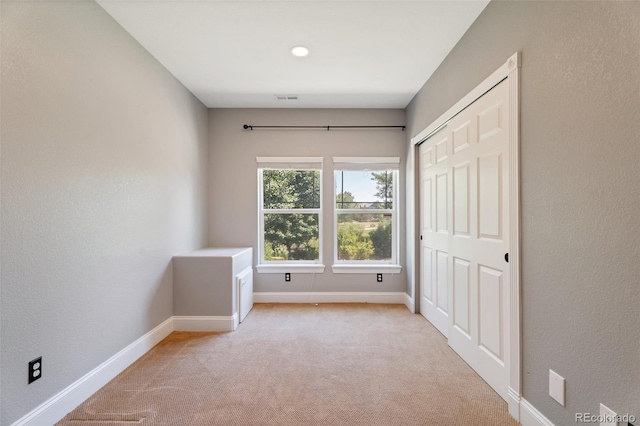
[
  {"xmin": 331, "ymin": 264, "xmax": 402, "ymax": 274},
  {"xmin": 257, "ymin": 157, "xmax": 323, "ymax": 169},
  {"xmin": 332, "ymin": 157, "xmax": 401, "ymax": 270},
  {"xmin": 256, "ymin": 264, "xmax": 326, "ymax": 274},
  {"xmin": 333, "ymin": 157, "xmax": 401, "ymax": 170},
  {"xmin": 257, "ymin": 157, "xmax": 323, "ymax": 271}
]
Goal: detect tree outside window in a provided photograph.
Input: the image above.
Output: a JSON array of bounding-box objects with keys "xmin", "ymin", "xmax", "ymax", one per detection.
[
  {"xmin": 259, "ymin": 167, "xmax": 322, "ymax": 263},
  {"xmin": 334, "ymin": 162, "xmax": 398, "ymax": 264}
]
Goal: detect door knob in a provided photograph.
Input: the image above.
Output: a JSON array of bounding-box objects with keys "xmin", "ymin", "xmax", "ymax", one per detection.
[{"xmin": 504, "ymin": 253, "xmax": 509, "ymax": 263}]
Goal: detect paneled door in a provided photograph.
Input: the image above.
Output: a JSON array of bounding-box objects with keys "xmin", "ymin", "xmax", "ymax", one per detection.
[
  {"xmin": 419, "ymin": 79, "xmax": 510, "ymax": 399},
  {"xmin": 419, "ymin": 127, "xmax": 451, "ymax": 337}
]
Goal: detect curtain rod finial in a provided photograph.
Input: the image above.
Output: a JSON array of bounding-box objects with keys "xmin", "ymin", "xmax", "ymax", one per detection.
[{"xmin": 243, "ymin": 124, "xmax": 252, "ymax": 130}]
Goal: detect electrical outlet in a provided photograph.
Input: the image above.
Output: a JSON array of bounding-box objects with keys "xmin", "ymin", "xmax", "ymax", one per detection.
[
  {"xmin": 285, "ymin": 273, "xmax": 291, "ymax": 282},
  {"xmin": 548, "ymin": 369, "xmax": 565, "ymax": 406},
  {"xmin": 29, "ymin": 357, "xmax": 42, "ymax": 384},
  {"xmin": 377, "ymin": 273, "xmax": 383, "ymax": 282}
]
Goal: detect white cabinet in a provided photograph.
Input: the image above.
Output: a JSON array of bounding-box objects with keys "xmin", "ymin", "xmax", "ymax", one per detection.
[{"xmin": 173, "ymin": 247, "xmax": 253, "ymax": 331}]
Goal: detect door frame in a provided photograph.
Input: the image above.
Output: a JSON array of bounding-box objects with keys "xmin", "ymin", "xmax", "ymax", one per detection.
[{"xmin": 410, "ymin": 52, "xmax": 521, "ymax": 420}]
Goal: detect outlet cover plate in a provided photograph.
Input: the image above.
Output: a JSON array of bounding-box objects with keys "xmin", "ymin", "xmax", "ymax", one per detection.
[
  {"xmin": 549, "ymin": 369, "xmax": 565, "ymax": 406},
  {"xmin": 29, "ymin": 357, "xmax": 42, "ymax": 384},
  {"xmin": 599, "ymin": 403, "xmax": 617, "ymax": 426}
]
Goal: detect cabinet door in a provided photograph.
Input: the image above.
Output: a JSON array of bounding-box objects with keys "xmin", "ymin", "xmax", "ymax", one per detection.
[{"xmin": 237, "ymin": 267, "xmax": 254, "ymax": 322}]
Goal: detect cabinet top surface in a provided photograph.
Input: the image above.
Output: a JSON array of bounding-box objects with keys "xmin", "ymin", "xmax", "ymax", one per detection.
[{"xmin": 174, "ymin": 247, "xmax": 252, "ymax": 258}]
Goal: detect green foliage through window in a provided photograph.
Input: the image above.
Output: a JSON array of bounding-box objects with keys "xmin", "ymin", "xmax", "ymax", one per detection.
[
  {"xmin": 334, "ymin": 168, "xmax": 395, "ymax": 262},
  {"xmin": 263, "ymin": 170, "xmax": 320, "ymax": 209},
  {"xmin": 262, "ymin": 169, "xmax": 320, "ymax": 261},
  {"xmin": 369, "ymin": 217, "xmax": 392, "ymax": 259},
  {"xmin": 371, "ymin": 171, "xmax": 393, "ymax": 209},
  {"xmin": 337, "ymin": 222, "xmax": 373, "ymax": 260},
  {"xmin": 264, "ymin": 214, "xmax": 319, "ymax": 260},
  {"xmin": 336, "ymin": 213, "xmax": 392, "ymax": 261},
  {"xmin": 260, "ymin": 165, "xmax": 395, "ymax": 264}
]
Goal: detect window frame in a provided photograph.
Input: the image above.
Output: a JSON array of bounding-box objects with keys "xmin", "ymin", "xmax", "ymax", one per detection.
[
  {"xmin": 332, "ymin": 157, "xmax": 402, "ymax": 274},
  {"xmin": 256, "ymin": 157, "xmax": 325, "ymax": 274}
]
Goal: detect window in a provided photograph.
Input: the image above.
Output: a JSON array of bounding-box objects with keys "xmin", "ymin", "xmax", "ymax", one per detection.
[
  {"xmin": 257, "ymin": 157, "xmax": 324, "ymax": 273},
  {"xmin": 333, "ymin": 157, "xmax": 401, "ymax": 273}
]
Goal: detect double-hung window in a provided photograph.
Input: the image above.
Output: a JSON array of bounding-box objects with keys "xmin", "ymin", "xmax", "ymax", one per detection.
[
  {"xmin": 332, "ymin": 157, "xmax": 401, "ymax": 273},
  {"xmin": 257, "ymin": 157, "xmax": 324, "ymax": 273}
]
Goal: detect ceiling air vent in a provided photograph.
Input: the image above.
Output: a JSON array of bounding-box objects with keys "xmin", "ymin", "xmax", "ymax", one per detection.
[{"xmin": 275, "ymin": 95, "xmax": 299, "ymax": 101}]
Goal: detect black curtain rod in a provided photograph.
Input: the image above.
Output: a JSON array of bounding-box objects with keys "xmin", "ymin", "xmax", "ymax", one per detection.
[{"xmin": 243, "ymin": 124, "xmax": 405, "ymax": 131}]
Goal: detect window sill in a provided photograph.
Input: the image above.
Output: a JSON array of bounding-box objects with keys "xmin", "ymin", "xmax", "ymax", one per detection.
[
  {"xmin": 256, "ymin": 264, "xmax": 326, "ymax": 274},
  {"xmin": 331, "ymin": 264, "xmax": 403, "ymax": 274}
]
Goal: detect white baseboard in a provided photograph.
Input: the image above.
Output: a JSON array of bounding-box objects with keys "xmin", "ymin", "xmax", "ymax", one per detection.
[
  {"xmin": 173, "ymin": 314, "xmax": 238, "ymax": 332},
  {"xmin": 253, "ymin": 292, "xmax": 407, "ymax": 304},
  {"xmin": 404, "ymin": 293, "xmax": 415, "ymax": 313},
  {"xmin": 11, "ymin": 317, "xmax": 174, "ymax": 426},
  {"xmin": 520, "ymin": 398, "xmax": 555, "ymax": 426}
]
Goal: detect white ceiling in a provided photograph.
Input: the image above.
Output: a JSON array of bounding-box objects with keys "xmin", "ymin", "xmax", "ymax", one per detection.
[{"xmin": 96, "ymin": 0, "xmax": 489, "ymax": 108}]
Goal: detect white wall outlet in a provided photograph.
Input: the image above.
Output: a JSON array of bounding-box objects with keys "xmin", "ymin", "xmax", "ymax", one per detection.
[
  {"xmin": 549, "ymin": 369, "xmax": 565, "ymax": 406},
  {"xmin": 599, "ymin": 403, "xmax": 617, "ymax": 426}
]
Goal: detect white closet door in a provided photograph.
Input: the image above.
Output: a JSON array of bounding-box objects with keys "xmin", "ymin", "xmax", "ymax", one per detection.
[
  {"xmin": 420, "ymin": 79, "xmax": 510, "ymax": 399},
  {"xmin": 419, "ymin": 129, "xmax": 450, "ymax": 337},
  {"xmin": 447, "ymin": 79, "xmax": 510, "ymax": 400}
]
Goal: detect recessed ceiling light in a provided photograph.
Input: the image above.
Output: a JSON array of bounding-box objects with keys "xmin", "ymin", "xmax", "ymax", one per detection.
[{"xmin": 291, "ymin": 46, "xmax": 309, "ymax": 57}]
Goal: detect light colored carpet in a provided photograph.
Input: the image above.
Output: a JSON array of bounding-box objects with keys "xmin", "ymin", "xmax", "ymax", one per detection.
[{"xmin": 58, "ymin": 304, "xmax": 519, "ymax": 425}]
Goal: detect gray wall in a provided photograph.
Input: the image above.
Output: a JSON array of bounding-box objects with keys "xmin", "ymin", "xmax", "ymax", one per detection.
[
  {"xmin": 406, "ymin": 1, "xmax": 639, "ymax": 424},
  {"xmin": 208, "ymin": 108, "xmax": 407, "ymax": 293},
  {"xmin": 1, "ymin": 2, "xmax": 208, "ymax": 424}
]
